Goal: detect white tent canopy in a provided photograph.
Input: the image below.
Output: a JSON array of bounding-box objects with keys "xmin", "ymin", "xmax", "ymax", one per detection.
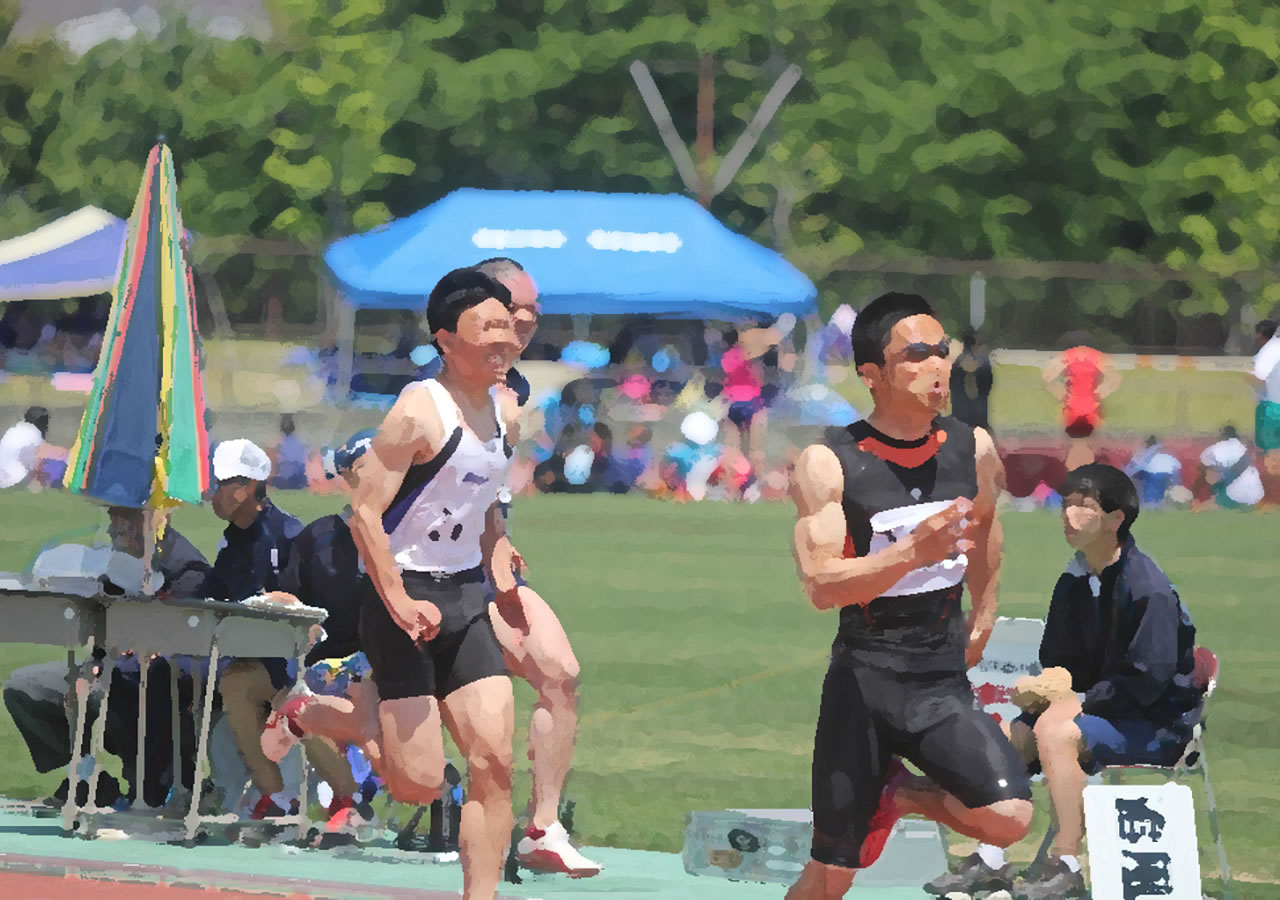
[{"xmin": 0, "ymin": 206, "xmax": 125, "ymax": 302}]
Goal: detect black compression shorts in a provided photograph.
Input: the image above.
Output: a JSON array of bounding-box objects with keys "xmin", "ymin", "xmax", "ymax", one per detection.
[
  {"xmin": 810, "ymin": 654, "xmax": 1031, "ymax": 869},
  {"xmin": 358, "ymin": 569, "xmax": 508, "ymax": 702}
]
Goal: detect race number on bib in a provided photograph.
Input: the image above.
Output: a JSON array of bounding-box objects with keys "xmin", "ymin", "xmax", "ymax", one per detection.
[{"xmin": 869, "ymin": 500, "xmax": 968, "ymax": 597}]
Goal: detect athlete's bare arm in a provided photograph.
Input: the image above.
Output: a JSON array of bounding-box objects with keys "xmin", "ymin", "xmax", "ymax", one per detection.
[
  {"xmin": 496, "ymin": 384, "xmax": 522, "ymax": 446},
  {"xmin": 964, "ymin": 427, "xmax": 1005, "ymax": 668},
  {"xmin": 791, "ymin": 443, "xmax": 974, "ymax": 610},
  {"xmin": 483, "ymin": 397, "xmax": 523, "ymax": 601},
  {"xmin": 350, "ymin": 382, "xmax": 447, "ymax": 642}
]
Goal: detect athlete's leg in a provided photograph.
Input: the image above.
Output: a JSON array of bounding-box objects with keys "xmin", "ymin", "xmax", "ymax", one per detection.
[
  {"xmin": 896, "ymin": 785, "xmax": 1032, "ymax": 847},
  {"xmin": 489, "ymin": 584, "xmax": 580, "ymax": 829},
  {"xmin": 893, "ymin": 680, "xmax": 1034, "ymax": 848},
  {"xmin": 289, "ymin": 685, "xmax": 382, "ymax": 753},
  {"xmin": 357, "ymin": 575, "xmax": 443, "ymax": 804},
  {"xmin": 441, "ymin": 675, "xmax": 515, "ymax": 900},
  {"xmin": 348, "ymin": 678, "xmax": 385, "ymax": 771},
  {"xmin": 788, "ymin": 660, "xmax": 889, "ymax": 900},
  {"xmin": 786, "ymin": 862, "xmax": 855, "ymax": 900},
  {"xmin": 377, "ymin": 694, "xmax": 444, "ymax": 808}
]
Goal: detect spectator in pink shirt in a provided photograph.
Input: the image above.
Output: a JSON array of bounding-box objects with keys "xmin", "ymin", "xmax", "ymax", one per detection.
[{"xmin": 720, "ymin": 329, "xmax": 768, "ymax": 470}]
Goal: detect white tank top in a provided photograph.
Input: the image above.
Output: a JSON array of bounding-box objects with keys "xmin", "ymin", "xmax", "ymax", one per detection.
[{"xmin": 384, "ymin": 380, "xmax": 510, "ymax": 574}]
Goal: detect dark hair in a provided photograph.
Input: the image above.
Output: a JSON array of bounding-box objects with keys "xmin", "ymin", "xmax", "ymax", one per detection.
[
  {"xmin": 24, "ymin": 405, "xmax": 49, "ymax": 437},
  {"xmin": 280, "ymin": 413, "xmax": 295, "ymax": 436},
  {"xmin": 1060, "ymin": 463, "xmax": 1139, "ymax": 542},
  {"xmin": 593, "ymin": 422, "xmax": 613, "ymax": 442},
  {"xmin": 849, "ymin": 292, "xmax": 935, "ymax": 368},
  {"xmin": 1222, "ymin": 424, "xmax": 1238, "ymax": 440},
  {"xmin": 426, "ymin": 268, "xmax": 512, "ymax": 339},
  {"xmin": 1258, "ymin": 319, "xmax": 1278, "ymax": 341},
  {"xmin": 962, "ymin": 328, "xmax": 978, "ymax": 350}
]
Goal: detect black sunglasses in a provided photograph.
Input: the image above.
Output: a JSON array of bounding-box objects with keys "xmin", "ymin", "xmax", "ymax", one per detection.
[{"xmin": 899, "ymin": 340, "xmax": 951, "ymax": 363}]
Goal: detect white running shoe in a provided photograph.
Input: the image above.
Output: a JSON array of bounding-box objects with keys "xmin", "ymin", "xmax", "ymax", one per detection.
[{"xmin": 516, "ymin": 821, "xmax": 603, "ymax": 877}]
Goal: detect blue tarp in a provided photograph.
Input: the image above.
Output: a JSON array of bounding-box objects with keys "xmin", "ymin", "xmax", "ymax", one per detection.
[
  {"xmin": 0, "ymin": 207, "xmax": 125, "ymax": 301},
  {"xmin": 324, "ymin": 189, "xmax": 817, "ymax": 320}
]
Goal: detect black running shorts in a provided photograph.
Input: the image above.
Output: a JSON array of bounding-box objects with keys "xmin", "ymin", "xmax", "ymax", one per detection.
[
  {"xmin": 358, "ymin": 569, "xmax": 509, "ymax": 702},
  {"xmin": 810, "ymin": 653, "xmax": 1031, "ymax": 869}
]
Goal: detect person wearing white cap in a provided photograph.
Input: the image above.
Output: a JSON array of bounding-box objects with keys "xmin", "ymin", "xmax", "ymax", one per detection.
[
  {"xmin": 345, "ymin": 267, "xmax": 520, "ymax": 900},
  {"xmin": 203, "ymin": 436, "xmax": 350, "ymax": 824}
]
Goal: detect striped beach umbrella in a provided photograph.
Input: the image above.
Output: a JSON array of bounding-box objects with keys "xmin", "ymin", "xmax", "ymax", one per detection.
[{"xmin": 64, "ymin": 141, "xmax": 210, "ymax": 513}]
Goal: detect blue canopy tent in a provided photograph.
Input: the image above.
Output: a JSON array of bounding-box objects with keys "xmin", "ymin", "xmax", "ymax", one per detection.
[
  {"xmin": 323, "ymin": 188, "xmax": 818, "ymax": 399},
  {"xmin": 0, "ymin": 207, "xmax": 126, "ymax": 301},
  {"xmin": 326, "ymin": 188, "xmax": 817, "ymax": 317}
]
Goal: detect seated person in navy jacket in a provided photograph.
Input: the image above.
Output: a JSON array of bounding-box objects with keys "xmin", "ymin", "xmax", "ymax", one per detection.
[
  {"xmin": 204, "ymin": 438, "xmax": 350, "ymax": 821},
  {"xmin": 929, "ymin": 464, "xmax": 1200, "ymax": 900}
]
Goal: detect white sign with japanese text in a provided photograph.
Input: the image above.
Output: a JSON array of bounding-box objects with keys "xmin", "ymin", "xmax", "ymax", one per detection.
[{"xmin": 1084, "ymin": 783, "xmax": 1202, "ymax": 900}]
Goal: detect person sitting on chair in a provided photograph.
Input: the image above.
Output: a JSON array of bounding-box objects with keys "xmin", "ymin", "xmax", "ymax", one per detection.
[
  {"xmin": 3, "ymin": 507, "xmax": 209, "ymax": 810},
  {"xmin": 927, "ymin": 464, "xmax": 1201, "ymax": 900}
]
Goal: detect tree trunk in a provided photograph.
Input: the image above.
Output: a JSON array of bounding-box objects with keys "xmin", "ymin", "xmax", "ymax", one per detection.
[
  {"xmin": 266, "ymin": 290, "xmax": 283, "ymax": 340},
  {"xmin": 696, "ymin": 54, "xmax": 715, "ymax": 208},
  {"xmin": 197, "ymin": 268, "xmax": 234, "ymax": 338}
]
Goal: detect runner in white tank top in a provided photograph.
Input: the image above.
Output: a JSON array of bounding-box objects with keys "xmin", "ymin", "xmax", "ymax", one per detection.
[
  {"xmin": 345, "ymin": 268, "xmax": 521, "ymax": 900},
  {"xmin": 384, "ymin": 378, "xmax": 510, "ymax": 575}
]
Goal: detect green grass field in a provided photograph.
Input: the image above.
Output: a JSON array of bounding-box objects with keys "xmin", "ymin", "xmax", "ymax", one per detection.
[{"xmin": 0, "ymin": 491, "xmax": 1276, "ymax": 892}]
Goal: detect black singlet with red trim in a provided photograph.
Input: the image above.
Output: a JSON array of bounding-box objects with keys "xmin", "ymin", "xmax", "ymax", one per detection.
[{"xmin": 822, "ymin": 416, "xmax": 978, "ymax": 675}]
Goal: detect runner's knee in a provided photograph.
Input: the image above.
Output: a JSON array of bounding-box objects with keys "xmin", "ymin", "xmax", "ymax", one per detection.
[
  {"xmin": 388, "ymin": 775, "xmax": 442, "ymax": 808},
  {"xmin": 980, "ymin": 798, "xmax": 1033, "ymax": 846},
  {"xmin": 383, "ymin": 757, "xmax": 443, "ymax": 807},
  {"xmin": 465, "ymin": 741, "xmax": 513, "ymax": 795},
  {"xmin": 533, "ymin": 650, "xmax": 579, "ymax": 696}
]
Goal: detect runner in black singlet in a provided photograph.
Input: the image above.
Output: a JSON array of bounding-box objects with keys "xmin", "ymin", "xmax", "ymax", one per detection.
[{"xmin": 786, "ymin": 293, "xmax": 1032, "ymax": 900}]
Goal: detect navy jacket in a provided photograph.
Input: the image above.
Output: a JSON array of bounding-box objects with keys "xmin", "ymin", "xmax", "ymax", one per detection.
[
  {"xmin": 201, "ymin": 500, "xmax": 304, "ymax": 603},
  {"xmin": 280, "ymin": 511, "xmax": 364, "ymax": 666},
  {"xmin": 1041, "ymin": 536, "xmax": 1200, "ymax": 725}
]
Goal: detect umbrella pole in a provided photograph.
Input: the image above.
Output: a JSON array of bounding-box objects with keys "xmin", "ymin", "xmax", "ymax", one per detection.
[{"xmin": 141, "ymin": 508, "xmax": 158, "ymax": 597}]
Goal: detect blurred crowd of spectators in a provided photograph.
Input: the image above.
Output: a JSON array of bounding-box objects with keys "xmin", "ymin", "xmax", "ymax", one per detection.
[
  {"xmin": 5, "ymin": 303, "xmax": 1279, "ymax": 512},
  {"xmin": 0, "ymin": 299, "xmax": 107, "ymax": 375}
]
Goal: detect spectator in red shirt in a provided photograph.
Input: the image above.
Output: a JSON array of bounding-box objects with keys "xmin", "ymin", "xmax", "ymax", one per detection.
[{"xmin": 1042, "ymin": 336, "xmax": 1120, "ymax": 470}]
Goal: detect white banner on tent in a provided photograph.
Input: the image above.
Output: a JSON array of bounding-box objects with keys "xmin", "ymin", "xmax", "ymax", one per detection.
[
  {"xmin": 471, "ymin": 228, "xmax": 567, "ymax": 249},
  {"xmin": 1084, "ymin": 783, "xmax": 1202, "ymax": 900},
  {"xmin": 586, "ymin": 229, "xmax": 682, "ymax": 253}
]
